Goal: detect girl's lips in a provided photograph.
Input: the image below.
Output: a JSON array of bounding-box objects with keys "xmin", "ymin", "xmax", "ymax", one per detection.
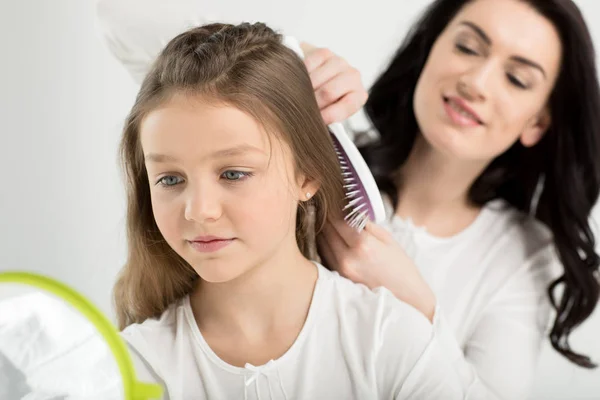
[
  {"xmin": 188, "ymin": 239, "xmax": 235, "ymax": 253},
  {"xmin": 192, "ymin": 235, "xmax": 232, "ymax": 242}
]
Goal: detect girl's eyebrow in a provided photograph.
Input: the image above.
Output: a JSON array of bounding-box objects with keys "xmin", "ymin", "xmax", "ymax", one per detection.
[{"xmin": 145, "ymin": 144, "xmax": 266, "ymax": 163}]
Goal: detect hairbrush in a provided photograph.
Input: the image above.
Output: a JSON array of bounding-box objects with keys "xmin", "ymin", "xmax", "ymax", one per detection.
[{"xmin": 282, "ymin": 36, "xmax": 386, "ymax": 231}]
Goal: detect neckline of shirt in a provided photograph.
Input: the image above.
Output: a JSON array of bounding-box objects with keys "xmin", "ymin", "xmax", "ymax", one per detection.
[
  {"xmin": 382, "ymin": 195, "xmax": 506, "ymax": 246},
  {"xmin": 182, "ymin": 261, "xmax": 327, "ymax": 375}
]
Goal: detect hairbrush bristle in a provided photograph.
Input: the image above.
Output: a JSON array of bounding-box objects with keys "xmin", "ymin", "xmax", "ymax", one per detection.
[{"xmin": 334, "ymin": 142, "xmax": 370, "ymax": 232}]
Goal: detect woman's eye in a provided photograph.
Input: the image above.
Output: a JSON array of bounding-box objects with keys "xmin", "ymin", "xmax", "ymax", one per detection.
[
  {"xmin": 456, "ymin": 44, "xmax": 479, "ymax": 56},
  {"xmin": 507, "ymin": 74, "xmax": 528, "ymax": 89},
  {"xmin": 157, "ymin": 175, "xmax": 183, "ymax": 187},
  {"xmin": 222, "ymin": 170, "xmax": 252, "ymax": 181}
]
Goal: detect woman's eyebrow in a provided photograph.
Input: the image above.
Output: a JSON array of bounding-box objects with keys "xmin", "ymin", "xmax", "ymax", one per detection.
[{"xmin": 459, "ymin": 20, "xmax": 547, "ymax": 79}]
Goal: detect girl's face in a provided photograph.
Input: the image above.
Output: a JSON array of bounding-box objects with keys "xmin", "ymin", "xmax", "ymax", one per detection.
[
  {"xmin": 413, "ymin": 0, "xmax": 562, "ymax": 163},
  {"xmin": 140, "ymin": 94, "xmax": 318, "ymax": 283}
]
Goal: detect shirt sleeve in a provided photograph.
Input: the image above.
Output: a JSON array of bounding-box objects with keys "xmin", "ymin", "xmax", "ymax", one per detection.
[
  {"xmin": 95, "ymin": 0, "xmax": 215, "ymax": 84},
  {"xmin": 126, "ymin": 344, "xmax": 169, "ymax": 398},
  {"xmin": 121, "ymin": 332, "xmax": 171, "ymax": 400},
  {"xmin": 428, "ymin": 246, "xmax": 558, "ymax": 400},
  {"xmin": 373, "ymin": 289, "xmax": 466, "ymax": 400}
]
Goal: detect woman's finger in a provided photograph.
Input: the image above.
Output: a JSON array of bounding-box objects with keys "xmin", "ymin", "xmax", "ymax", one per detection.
[
  {"xmin": 302, "ymin": 46, "xmax": 332, "ymax": 73},
  {"xmin": 314, "ymin": 70, "xmax": 361, "ymax": 110},
  {"xmin": 320, "ymin": 91, "xmax": 368, "ymax": 125},
  {"xmin": 308, "ymin": 55, "xmax": 348, "ymax": 90},
  {"xmin": 364, "ymin": 220, "xmax": 394, "ymax": 244}
]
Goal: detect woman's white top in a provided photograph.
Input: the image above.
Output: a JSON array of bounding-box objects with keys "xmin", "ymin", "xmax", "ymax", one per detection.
[
  {"xmin": 96, "ymin": 2, "xmax": 563, "ymax": 399},
  {"xmin": 379, "ymin": 196, "xmax": 560, "ymax": 400},
  {"xmin": 122, "ymin": 263, "xmax": 465, "ymax": 400}
]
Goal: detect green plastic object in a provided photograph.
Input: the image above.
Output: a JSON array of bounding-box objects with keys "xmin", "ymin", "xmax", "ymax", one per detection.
[{"xmin": 0, "ymin": 271, "xmax": 163, "ymax": 400}]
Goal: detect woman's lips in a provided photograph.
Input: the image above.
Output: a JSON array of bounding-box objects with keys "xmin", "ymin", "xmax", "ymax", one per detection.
[{"xmin": 443, "ymin": 96, "xmax": 483, "ymax": 127}]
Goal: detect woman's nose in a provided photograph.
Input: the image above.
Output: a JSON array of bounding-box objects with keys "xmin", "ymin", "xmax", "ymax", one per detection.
[{"xmin": 457, "ymin": 61, "xmax": 495, "ymax": 102}]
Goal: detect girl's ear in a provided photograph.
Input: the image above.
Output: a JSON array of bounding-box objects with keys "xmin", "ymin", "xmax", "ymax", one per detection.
[{"xmin": 297, "ymin": 174, "xmax": 321, "ymax": 202}]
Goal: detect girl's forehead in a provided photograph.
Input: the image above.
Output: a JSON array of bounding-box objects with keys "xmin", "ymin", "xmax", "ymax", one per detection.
[
  {"xmin": 141, "ymin": 98, "xmax": 270, "ymax": 152},
  {"xmin": 138, "ymin": 95, "xmax": 301, "ymax": 169}
]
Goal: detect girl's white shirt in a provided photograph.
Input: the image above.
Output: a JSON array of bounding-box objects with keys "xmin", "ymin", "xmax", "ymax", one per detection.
[{"xmin": 122, "ymin": 262, "xmax": 465, "ymax": 400}]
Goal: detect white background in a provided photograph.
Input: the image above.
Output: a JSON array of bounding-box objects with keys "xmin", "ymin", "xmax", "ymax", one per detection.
[{"xmin": 0, "ymin": 0, "xmax": 598, "ymax": 398}]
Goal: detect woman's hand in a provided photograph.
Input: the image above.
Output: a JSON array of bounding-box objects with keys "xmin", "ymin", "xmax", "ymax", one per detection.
[
  {"xmin": 317, "ymin": 218, "xmax": 437, "ymax": 322},
  {"xmin": 300, "ymin": 42, "xmax": 368, "ymax": 125}
]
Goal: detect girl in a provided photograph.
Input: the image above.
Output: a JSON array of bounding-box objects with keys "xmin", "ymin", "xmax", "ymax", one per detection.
[{"xmin": 113, "ymin": 22, "xmax": 464, "ymax": 399}]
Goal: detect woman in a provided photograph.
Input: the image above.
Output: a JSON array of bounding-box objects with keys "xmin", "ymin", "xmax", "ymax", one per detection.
[
  {"xmin": 318, "ymin": 1, "xmax": 600, "ymax": 399},
  {"xmin": 96, "ymin": 0, "xmax": 600, "ymax": 398}
]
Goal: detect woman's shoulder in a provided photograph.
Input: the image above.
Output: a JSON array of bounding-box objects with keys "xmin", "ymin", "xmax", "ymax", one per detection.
[
  {"xmin": 483, "ymin": 199, "xmax": 554, "ymax": 254},
  {"xmin": 476, "ymin": 200, "xmax": 562, "ymax": 287}
]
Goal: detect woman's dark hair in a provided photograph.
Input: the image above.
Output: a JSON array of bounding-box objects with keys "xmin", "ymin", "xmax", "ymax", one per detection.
[{"xmin": 361, "ymin": 0, "xmax": 600, "ymax": 368}]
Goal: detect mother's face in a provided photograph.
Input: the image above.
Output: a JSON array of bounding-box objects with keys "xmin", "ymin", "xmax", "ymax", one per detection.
[{"xmin": 413, "ymin": 0, "xmax": 562, "ymax": 162}]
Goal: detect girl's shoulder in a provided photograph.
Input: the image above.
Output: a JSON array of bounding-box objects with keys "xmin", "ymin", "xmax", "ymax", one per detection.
[
  {"xmin": 314, "ymin": 262, "xmax": 448, "ymax": 394},
  {"xmin": 121, "ymin": 296, "xmax": 185, "ymax": 335},
  {"xmin": 119, "ymin": 296, "xmax": 192, "ymax": 388},
  {"xmin": 120, "ymin": 296, "xmax": 189, "ymax": 359},
  {"xmin": 315, "ymin": 262, "xmax": 433, "ymax": 335}
]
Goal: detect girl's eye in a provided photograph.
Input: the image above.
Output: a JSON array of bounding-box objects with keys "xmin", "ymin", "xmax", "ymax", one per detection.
[
  {"xmin": 221, "ymin": 170, "xmax": 253, "ymax": 181},
  {"xmin": 157, "ymin": 175, "xmax": 183, "ymax": 187}
]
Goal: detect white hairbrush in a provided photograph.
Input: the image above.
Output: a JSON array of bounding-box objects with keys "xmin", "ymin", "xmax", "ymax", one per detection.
[{"xmin": 283, "ymin": 36, "xmax": 386, "ymax": 231}]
